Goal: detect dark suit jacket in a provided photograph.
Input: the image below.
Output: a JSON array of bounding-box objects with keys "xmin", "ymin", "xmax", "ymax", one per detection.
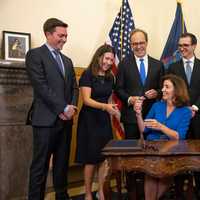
[
  {"xmin": 167, "ymin": 58, "xmax": 200, "ymax": 110},
  {"xmin": 115, "ymin": 54, "xmax": 164, "ymax": 124},
  {"xmin": 26, "ymin": 44, "xmax": 79, "ymax": 126}
]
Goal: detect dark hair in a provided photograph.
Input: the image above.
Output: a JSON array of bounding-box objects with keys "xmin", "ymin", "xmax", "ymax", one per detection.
[
  {"xmin": 130, "ymin": 28, "xmax": 148, "ymax": 42},
  {"xmin": 88, "ymin": 44, "xmax": 115, "ymax": 79},
  {"xmin": 179, "ymin": 32, "xmax": 197, "ymax": 45},
  {"xmin": 43, "ymin": 18, "xmax": 68, "ymax": 34},
  {"xmin": 161, "ymin": 74, "xmax": 190, "ymax": 107}
]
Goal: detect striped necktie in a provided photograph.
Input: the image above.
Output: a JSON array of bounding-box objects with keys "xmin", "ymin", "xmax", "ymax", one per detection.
[
  {"xmin": 185, "ymin": 60, "xmax": 192, "ymax": 84},
  {"xmin": 53, "ymin": 50, "xmax": 64, "ymax": 76}
]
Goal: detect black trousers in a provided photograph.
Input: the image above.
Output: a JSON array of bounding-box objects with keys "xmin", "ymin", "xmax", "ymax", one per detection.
[
  {"xmin": 28, "ymin": 119, "xmax": 72, "ymax": 200},
  {"xmin": 124, "ymin": 123, "xmax": 140, "ymax": 140},
  {"xmin": 190, "ymin": 115, "xmax": 200, "ymax": 198}
]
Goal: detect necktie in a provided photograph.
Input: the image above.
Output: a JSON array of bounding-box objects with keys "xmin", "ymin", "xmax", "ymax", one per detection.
[
  {"xmin": 139, "ymin": 58, "xmax": 146, "ymax": 85},
  {"xmin": 185, "ymin": 60, "xmax": 192, "ymax": 84},
  {"xmin": 53, "ymin": 50, "xmax": 64, "ymax": 76}
]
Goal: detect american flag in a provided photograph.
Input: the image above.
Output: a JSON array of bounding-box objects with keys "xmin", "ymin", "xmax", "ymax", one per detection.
[
  {"xmin": 109, "ymin": 0, "xmax": 135, "ymax": 63},
  {"xmin": 107, "ymin": 0, "xmax": 135, "ymax": 139}
]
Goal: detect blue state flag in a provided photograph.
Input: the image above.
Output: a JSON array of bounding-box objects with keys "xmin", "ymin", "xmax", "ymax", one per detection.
[{"xmin": 161, "ymin": 1, "xmax": 187, "ymax": 69}]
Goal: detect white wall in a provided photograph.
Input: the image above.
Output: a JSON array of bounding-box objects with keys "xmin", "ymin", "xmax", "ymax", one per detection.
[{"xmin": 1, "ymin": 0, "xmax": 200, "ymax": 67}]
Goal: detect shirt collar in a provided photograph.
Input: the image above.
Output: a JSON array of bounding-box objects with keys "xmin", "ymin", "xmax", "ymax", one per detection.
[
  {"xmin": 45, "ymin": 43, "xmax": 59, "ymax": 53},
  {"xmin": 182, "ymin": 56, "xmax": 195, "ymax": 64},
  {"xmin": 134, "ymin": 54, "xmax": 148, "ymax": 62}
]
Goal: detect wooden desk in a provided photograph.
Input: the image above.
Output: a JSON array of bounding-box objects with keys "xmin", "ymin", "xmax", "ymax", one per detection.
[{"xmin": 102, "ymin": 140, "xmax": 200, "ymax": 200}]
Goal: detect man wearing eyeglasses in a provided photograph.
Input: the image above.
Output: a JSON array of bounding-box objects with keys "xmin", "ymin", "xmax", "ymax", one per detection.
[
  {"xmin": 168, "ymin": 32, "xmax": 200, "ymax": 199},
  {"xmin": 115, "ymin": 28, "xmax": 164, "ymax": 200}
]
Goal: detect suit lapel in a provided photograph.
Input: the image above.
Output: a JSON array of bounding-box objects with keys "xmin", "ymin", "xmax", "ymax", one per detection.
[
  {"xmin": 144, "ymin": 56, "xmax": 155, "ymax": 87},
  {"xmin": 178, "ymin": 60, "xmax": 192, "ymax": 86},
  {"xmin": 190, "ymin": 58, "xmax": 199, "ymax": 85},
  {"xmin": 42, "ymin": 45, "xmax": 65, "ymax": 80},
  {"xmin": 131, "ymin": 55, "xmax": 143, "ymax": 87},
  {"xmin": 60, "ymin": 54, "xmax": 69, "ymax": 82}
]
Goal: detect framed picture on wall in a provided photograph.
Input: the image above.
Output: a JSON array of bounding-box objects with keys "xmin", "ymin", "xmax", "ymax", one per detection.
[{"xmin": 2, "ymin": 31, "xmax": 31, "ymax": 61}]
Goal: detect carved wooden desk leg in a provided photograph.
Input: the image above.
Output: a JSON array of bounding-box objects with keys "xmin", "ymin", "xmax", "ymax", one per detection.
[
  {"xmin": 102, "ymin": 159, "xmax": 112, "ymax": 200},
  {"xmin": 115, "ymin": 171, "xmax": 122, "ymax": 200},
  {"xmin": 186, "ymin": 175, "xmax": 194, "ymax": 200}
]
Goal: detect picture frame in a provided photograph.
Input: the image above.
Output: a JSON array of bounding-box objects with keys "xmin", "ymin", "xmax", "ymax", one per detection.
[{"xmin": 2, "ymin": 31, "xmax": 31, "ymax": 61}]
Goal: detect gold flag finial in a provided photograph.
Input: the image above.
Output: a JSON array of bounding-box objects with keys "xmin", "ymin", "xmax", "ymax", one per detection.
[{"xmin": 177, "ymin": 0, "xmax": 183, "ymax": 4}]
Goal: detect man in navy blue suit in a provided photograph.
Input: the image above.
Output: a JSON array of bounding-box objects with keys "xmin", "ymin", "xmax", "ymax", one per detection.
[
  {"xmin": 26, "ymin": 18, "xmax": 79, "ymax": 200},
  {"xmin": 168, "ymin": 32, "xmax": 200, "ymax": 199},
  {"xmin": 115, "ymin": 29, "xmax": 164, "ymax": 199}
]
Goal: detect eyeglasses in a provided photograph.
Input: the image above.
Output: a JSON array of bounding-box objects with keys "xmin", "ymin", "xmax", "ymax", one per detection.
[
  {"xmin": 178, "ymin": 43, "xmax": 192, "ymax": 48},
  {"xmin": 131, "ymin": 41, "xmax": 146, "ymax": 47}
]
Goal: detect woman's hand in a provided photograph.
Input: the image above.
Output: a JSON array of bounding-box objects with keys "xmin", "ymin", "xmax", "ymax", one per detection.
[
  {"xmin": 104, "ymin": 103, "xmax": 119, "ymax": 116},
  {"xmin": 134, "ymin": 98, "xmax": 144, "ymax": 116},
  {"xmin": 144, "ymin": 119, "xmax": 163, "ymax": 130}
]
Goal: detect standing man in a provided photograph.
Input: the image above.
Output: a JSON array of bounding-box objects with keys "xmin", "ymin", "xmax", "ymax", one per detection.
[
  {"xmin": 168, "ymin": 32, "xmax": 200, "ymax": 199},
  {"xmin": 115, "ymin": 28, "xmax": 164, "ymax": 199},
  {"xmin": 26, "ymin": 18, "xmax": 79, "ymax": 200}
]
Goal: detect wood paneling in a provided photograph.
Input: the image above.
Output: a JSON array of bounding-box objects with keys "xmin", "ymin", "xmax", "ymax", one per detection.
[{"xmin": 69, "ymin": 67, "xmax": 85, "ymax": 165}]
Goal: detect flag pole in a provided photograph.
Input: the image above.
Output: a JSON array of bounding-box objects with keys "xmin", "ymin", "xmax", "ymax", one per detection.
[
  {"xmin": 176, "ymin": 0, "xmax": 183, "ymax": 3},
  {"xmin": 120, "ymin": 0, "xmax": 124, "ymax": 61}
]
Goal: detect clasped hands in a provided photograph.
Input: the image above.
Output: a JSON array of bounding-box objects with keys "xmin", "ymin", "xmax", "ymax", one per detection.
[
  {"xmin": 59, "ymin": 105, "xmax": 78, "ymax": 120},
  {"xmin": 129, "ymin": 89, "xmax": 158, "ymax": 106}
]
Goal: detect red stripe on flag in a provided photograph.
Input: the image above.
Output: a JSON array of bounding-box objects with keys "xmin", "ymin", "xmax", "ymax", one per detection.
[{"xmin": 111, "ymin": 64, "xmax": 125, "ymax": 139}]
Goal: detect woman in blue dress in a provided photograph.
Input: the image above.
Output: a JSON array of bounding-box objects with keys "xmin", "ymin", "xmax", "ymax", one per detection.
[
  {"xmin": 76, "ymin": 44, "xmax": 119, "ymax": 200},
  {"xmin": 134, "ymin": 74, "xmax": 192, "ymax": 200}
]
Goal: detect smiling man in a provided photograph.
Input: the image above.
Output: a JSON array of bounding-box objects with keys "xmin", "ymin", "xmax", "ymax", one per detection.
[
  {"xmin": 115, "ymin": 28, "xmax": 164, "ymax": 199},
  {"xmin": 116, "ymin": 28, "xmax": 164, "ymax": 141},
  {"xmin": 168, "ymin": 33, "xmax": 200, "ymax": 118},
  {"xmin": 26, "ymin": 18, "xmax": 79, "ymax": 200},
  {"xmin": 168, "ymin": 32, "xmax": 200, "ymax": 199}
]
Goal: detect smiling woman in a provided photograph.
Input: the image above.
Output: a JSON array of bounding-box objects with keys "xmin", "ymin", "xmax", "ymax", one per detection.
[
  {"xmin": 75, "ymin": 44, "xmax": 120, "ymax": 200},
  {"xmin": 135, "ymin": 74, "xmax": 191, "ymax": 140},
  {"xmin": 134, "ymin": 74, "xmax": 192, "ymax": 200}
]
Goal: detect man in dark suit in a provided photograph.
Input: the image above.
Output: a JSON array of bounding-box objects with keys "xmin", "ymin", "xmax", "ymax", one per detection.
[
  {"xmin": 168, "ymin": 32, "xmax": 200, "ymax": 199},
  {"xmin": 26, "ymin": 18, "xmax": 79, "ymax": 200},
  {"xmin": 115, "ymin": 29, "xmax": 164, "ymax": 199}
]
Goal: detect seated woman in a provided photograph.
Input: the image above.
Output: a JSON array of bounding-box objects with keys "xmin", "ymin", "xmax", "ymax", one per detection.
[{"xmin": 134, "ymin": 74, "xmax": 192, "ymax": 200}]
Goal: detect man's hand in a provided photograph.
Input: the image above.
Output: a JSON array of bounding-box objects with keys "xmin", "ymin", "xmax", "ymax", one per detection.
[
  {"xmin": 129, "ymin": 96, "xmax": 145, "ymax": 106},
  {"xmin": 189, "ymin": 106, "xmax": 197, "ymax": 118},
  {"xmin": 64, "ymin": 105, "xmax": 78, "ymax": 120},
  {"xmin": 59, "ymin": 113, "xmax": 68, "ymax": 120},
  {"xmin": 145, "ymin": 89, "xmax": 158, "ymax": 99}
]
